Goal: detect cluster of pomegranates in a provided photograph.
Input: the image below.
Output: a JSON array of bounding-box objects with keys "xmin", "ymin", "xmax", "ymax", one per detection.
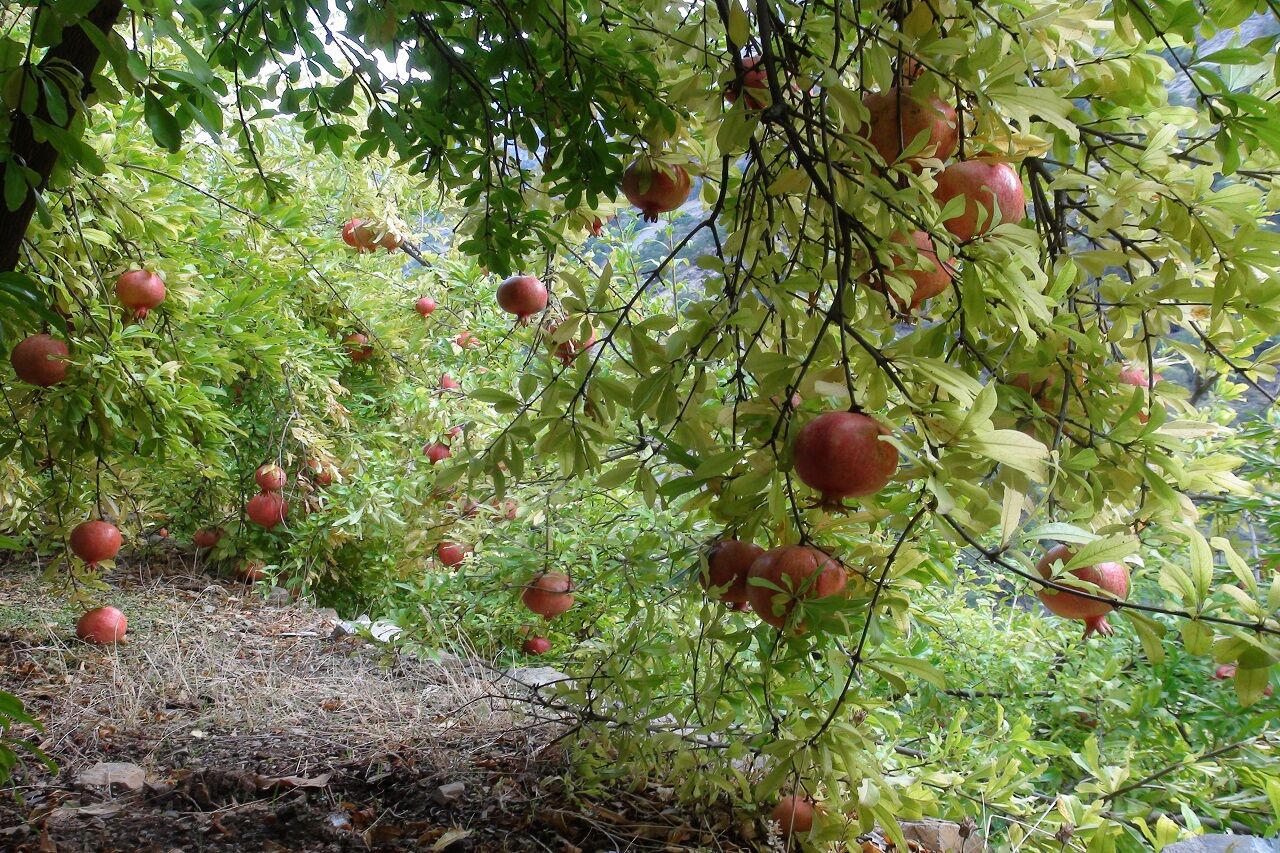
[
  {"xmin": 340, "ymin": 218, "xmax": 402, "ymax": 253},
  {"xmin": 519, "ymin": 570, "xmax": 574, "ymax": 656},
  {"xmin": 702, "ymin": 539, "xmax": 848, "ymax": 632},
  {"xmin": 343, "ymin": 332, "xmax": 374, "ymax": 363},
  {"xmin": 246, "ymin": 462, "xmax": 289, "ymax": 530}
]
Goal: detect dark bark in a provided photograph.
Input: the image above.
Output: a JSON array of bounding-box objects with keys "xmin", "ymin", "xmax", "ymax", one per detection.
[{"xmin": 0, "ymin": 0, "xmax": 125, "ymax": 273}]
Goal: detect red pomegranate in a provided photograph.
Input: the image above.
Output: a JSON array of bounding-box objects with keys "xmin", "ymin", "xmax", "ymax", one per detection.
[
  {"xmin": 10, "ymin": 334, "xmax": 70, "ymax": 387},
  {"xmin": 702, "ymin": 538, "xmax": 765, "ymax": 604},
  {"xmin": 522, "ymin": 635, "xmax": 552, "ymax": 655},
  {"xmin": 76, "ymin": 607, "xmax": 128, "ymax": 644},
  {"xmin": 863, "ymin": 86, "xmax": 957, "ymax": 166},
  {"xmin": 255, "ymin": 463, "xmax": 287, "ymax": 491},
  {"xmin": 341, "ymin": 218, "xmax": 377, "ymax": 253},
  {"xmin": 246, "ymin": 491, "xmax": 288, "ymax": 529},
  {"xmin": 379, "ymin": 231, "xmax": 403, "ymax": 252},
  {"xmin": 496, "ymin": 498, "xmax": 519, "ymax": 521},
  {"xmin": 793, "ymin": 411, "xmax": 898, "ymax": 505},
  {"xmin": 589, "ymin": 216, "xmax": 606, "ymax": 237},
  {"xmin": 726, "ymin": 55, "xmax": 770, "ymax": 109},
  {"xmin": 440, "ymin": 374, "xmax": 461, "ymax": 391},
  {"xmin": 193, "ymin": 527, "xmax": 223, "ymax": 549},
  {"xmin": 747, "ymin": 545, "xmax": 848, "ymax": 631},
  {"xmin": 770, "ymin": 795, "xmax": 817, "ymax": 837},
  {"xmin": 933, "ymin": 159, "xmax": 1025, "ymax": 241},
  {"xmin": 156, "ymin": 527, "xmax": 168, "ymax": 538},
  {"xmin": 547, "ymin": 320, "xmax": 597, "ymax": 365},
  {"xmin": 445, "ymin": 425, "xmax": 464, "ymax": 442},
  {"xmin": 1036, "ymin": 544, "xmax": 1131, "ymax": 638},
  {"xmin": 437, "ymin": 541, "xmax": 469, "ymax": 567},
  {"xmin": 1213, "ymin": 664, "xmax": 1274, "ymax": 696},
  {"xmin": 454, "ymin": 331, "xmax": 480, "ymax": 348},
  {"xmin": 424, "ymin": 442, "xmax": 452, "ymax": 464},
  {"xmin": 621, "ymin": 158, "xmax": 692, "ymax": 222},
  {"xmin": 343, "ymin": 333, "xmax": 374, "ymax": 362},
  {"xmin": 522, "ymin": 571, "xmax": 575, "ymax": 619},
  {"xmin": 305, "ymin": 459, "xmax": 334, "ymax": 486},
  {"xmin": 1119, "ymin": 364, "xmax": 1161, "ymax": 423},
  {"xmin": 414, "ymin": 296, "xmax": 437, "ymax": 317},
  {"xmin": 871, "ymin": 231, "xmax": 956, "ymax": 310},
  {"xmin": 497, "ymin": 275, "xmax": 549, "ymax": 325},
  {"xmin": 69, "ymin": 520, "xmax": 123, "ymax": 566},
  {"xmin": 115, "ymin": 269, "xmax": 166, "ymax": 320},
  {"xmin": 236, "ymin": 560, "xmax": 267, "ymax": 583}
]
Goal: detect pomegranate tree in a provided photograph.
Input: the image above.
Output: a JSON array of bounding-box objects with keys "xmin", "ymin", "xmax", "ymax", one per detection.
[
  {"xmin": 933, "ymin": 159, "xmax": 1025, "ymax": 241},
  {"xmin": 701, "ymin": 538, "xmax": 765, "ymax": 604},
  {"xmin": 1035, "ymin": 544, "xmax": 1131, "ymax": 638},
  {"xmin": 414, "ymin": 296, "xmax": 437, "ymax": 317},
  {"xmin": 343, "ymin": 333, "xmax": 374, "ymax": 362},
  {"xmin": 76, "ymin": 607, "xmax": 128, "ymax": 644},
  {"xmin": 10, "ymin": 334, "xmax": 70, "ymax": 387},
  {"xmin": 522, "ymin": 571, "xmax": 575, "ymax": 618},
  {"xmin": 862, "ymin": 86, "xmax": 957, "ymax": 166},
  {"xmin": 793, "ymin": 411, "xmax": 898, "ymax": 506},
  {"xmin": 871, "ymin": 231, "xmax": 956, "ymax": 310},
  {"xmin": 114, "ymin": 269, "xmax": 166, "ymax": 320},
  {"xmin": 246, "ymin": 491, "xmax": 288, "ymax": 530},
  {"xmin": 437, "ymin": 541, "xmax": 469, "ymax": 567},
  {"xmin": 70, "ymin": 520, "xmax": 123, "ymax": 567},
  {"xmin": 747, "ymin": 545, "xmax": 847, "ymax": 630},
  {"xmin": 255, "ymin": 463, "xmax": 287, "ymax": 491},
  {"xmin": 770, "ymin": 795, "xmax": 817, "ymax": 837},
  {"xmin": 424, "ymin": 442, "xmax": 452, "ymax": 464},
  {"xmin": 621, "ymin": 157, "xmax": 692, "ymax": 222},
  {"xmin": 522, "ymin": 636, "xmax": 551, "ymax": 656},
  {"xmin": 193, "ymin": 527, "xmax": 223, "ymax": 549},
  {"xmin": 496, "ymin": 275, "xmax": 549, "ymax": 325}
]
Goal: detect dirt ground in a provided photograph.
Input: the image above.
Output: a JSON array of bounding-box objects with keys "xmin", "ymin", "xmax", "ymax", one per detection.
[{"xmin": 0, "ymin": 551, "xmax": 750, "ymax": 852}]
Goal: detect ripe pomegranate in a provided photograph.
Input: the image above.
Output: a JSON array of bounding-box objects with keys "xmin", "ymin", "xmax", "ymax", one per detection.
[
  {"xmin": 193, "ymin": 527, "xmax": 223, "ymax": 549},
  {"xmin": 341, "ymin": 218, "xmax": 377, "ymax": 252},
  {"xmin": 747, "ymin": 545, "xmax": 848, "ymax": 631},
  {"xmin": 440, "ymin": 374, "xmax": 461, "ymax": 391},
  {"xmin": 702, "ymin": 538, "xmax": 765, "ymax": 604},
  {"xmin": 343, "ymin": 333, "xmax": 374, "ymax": 362},
  {"xmin": 793, "ymin": 411, "xmax": 898, "ymax": 505},
  {"xmin": 156, "ymin": 527, "xmax": 168, "ymax": 538},
  {"xmin": 115, "ymin": 269, "xmax": 166, "ymax": 320},
  {"xmin": 1213, "ymin": 664, "xmax": 1274, "ymax": 696},
  {"xmin": 522, "ymin": 571, "xmax": 575, "ymax": 619},
  {"xmin": 379, "ymin": 231, "xmax": 403, "ymax": 252},
  {"xmin": 305, "ymin": 459, "xmax": 334, "ymax": 486},
  {"xmin": 70, "ymin": 520, "xmax": 123, "ymax": 566},
  {"xmin": 454, "ymin": 496, "xmax": 482, "ymax": 518},
  {"xmin": 1036, "ymin": 544, "xmax": 1131, "ymax": 638},
  {"xmin": 246, "ymin": 491, "xmax": 288, "ymax": 529},
  {"xmin": 621, "ymin": 158, "xmax": 692, "ymax": 222},
  {"xmin": 414, "ymin": 296, "xmax": 437, "ymax": 317},
  {"xmin": 731, "ymin": 601, "xmax": 752, "ymax": 612},
  {"xmin": 255, "ymin": 463, "xmax": 287, "ymax": 491},
  {"xmin": 236, "ymin": 560, "xmax": 266, "ymax": 583},
  {"xmin": 445, "ymin": 424, "xmax": 464, "ymax": 442},
  {"xmin": 10, "ymin": 334, "xmax": 70, "ymax": 387},
  {"xmin": 437, "ymin": 541, "xmax": 469, "ymax": 567},
  {"xmin": 933, "ymin": 159, "xmax": 1025, "ymax": 241},
  {"xmin": 496, "ymin": 498, "xmax": 519, "ymax": 521},
  {"xmin": 770, "ymin": 795, "xmax": 817, "ymax": 837},
  {"xmin": 862, "ymin": 86, "xmax": 957, "ymax": 166},
  {"xmin": 522, "ymin": 636, "xmax": 551, "ymax": 655},
  {"xmin": 589, "ymin": 216, "xmax": 606, "ymax": 237},
  {"xmin": 725, "ymin": 55, "xmax": 770, "ymax": 109},
  {"xmin": 454, "ymin": 331, "xmax": 480, "ymax": 348},
  {"xmin": 871, "ymin": 231, "xmax": 956, "ymax": 310},
  {"xmin": 1119, "ymin": 364, "xmax": 1161, "ymax": 423},
  {"xmin": 76, "ymin": 607, "xmax": 128, "ymax": 644},
  {"xmin": 424, "ymin": 442, "xmax": 452, "ymax": 464},
  {"xmin": 497, "ymin": 275, "xmax": 549, "ymax": 325},
  {"xmin": 547, "ymin": 320, "xmax": 597, "ymax": 365}
]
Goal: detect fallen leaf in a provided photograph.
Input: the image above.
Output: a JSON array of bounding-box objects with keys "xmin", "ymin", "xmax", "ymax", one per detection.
[{"xmin": 432, "ymin": 828, "xmax": 472, "ymax": 851}]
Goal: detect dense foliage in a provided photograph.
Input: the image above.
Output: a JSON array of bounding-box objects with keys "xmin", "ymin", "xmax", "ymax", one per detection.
[{"xmin": 2, "ymin": 0, "xmax": 1280, "ymax": 849}]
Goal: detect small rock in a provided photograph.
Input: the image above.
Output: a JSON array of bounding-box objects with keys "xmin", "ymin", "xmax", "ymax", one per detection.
[
  {"xmin": 76, "ymin": 762, "xmax": 146, "ymax": 792},
  {"xmin": 900, "ymin": 819, "xmax": 988, "ymax": 853},
  {"xmin": 330, "ymin": 622, "xmax": 355, "ymax": 640},
  {"xmin": 433, "ymin": 781, "xmax": 466, "ymax": 806},
  {"xmin": 1164, "ymin": 838, "xmax": 1280, "ymax": 853},
  {"xmin": 265, "ymin": 586, "xmax": 292, "ymax": 606},
  {"xmin": 501, "ymin": 666, "xmax": 571, "ymax": 692},
  {"xmin": 201, "ymin": 585, "xmax": 229, "ymax": 599},
  {"xmin": 314, "ymin": 607, "xmax": 340, "ymax": 626}
]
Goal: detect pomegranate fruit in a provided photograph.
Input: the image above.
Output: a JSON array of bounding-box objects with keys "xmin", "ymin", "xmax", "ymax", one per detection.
[
  {"xmin": 305, "ymin": 459, "xmax": 334, "ymax": 486},
  {"xmin": 379, "ymin": 231, "xmax": 403, "ymax": 252},
  {"xmin": 621, "ymin": 158, "xmax": 692, "ymax": 222},
  {"xmin": 193, "ymin": 527, "xmax": 223, "ymax": 549},
  {"xmin": 1035, "ymin": 544, "xmax": 1131, "ymax": 638},
  {"xmin": 522, "ymin": 636, "xmax": 551, "ymax": 655},
  {"xmin": 725, "ymin": 55, "xmax": 770, "ymax": 109},
  {"xmin": 702, "ymin": 538, "xmax": 765, "ymax": 604},
  {"xmin": 547, "ymin": 320, "xmax": 597, "ymax": 365},
  {"xmin": 862, "ymin": 86, "xmax": 957, "ymax": 165},
  {"xmin": 70, "ymin": 520, "xmax": 123, "ymax": 566},
  {"xmin": 414, "ymin": 296, "xmax": 437, "ymax": 317},
  {"xmin": 445, "ymin": 424, "xmax": 464, "ymax": 442},
  {"xmin": 156, "ymin": 527, "xmax": 168, "ymax": 538},
  {"xmin": 1119, "ymin": 364, "xmax": 1161, "ymax": 423},
  {"xmin": 341, "ymin": 218, "xmax": 377, "ymax": 252},
  {"xmin": 933, "ymin": 159, "xmax": 1025, "ymax": 241},
  {"xmin": 246, "ymin": 491, "xmax": 288, "ymax": 529},
  {"xmin": 455, "ymin": 331, "xmax": 480, "ymax": 348},
  {"xmin": 440, "ymin": 374, "xmax": 461, "ymax": 391},
  {"xmin": 255, "ymin": 463, "xmax": 287, "ymax": 491},
  {"xmin": 496, "ymin": 498, "xmax": 519, "ymax": 521},
  {"xmin": 424, "ymin": 442, "xmax": 452, "ymax": 464},
  {"xmin": 497, "ymin": 275, "xmax": 549, "ymax": 325},
  {"xmin": 343, "ymin": 333, "xmax": 374, "ymax": 362},
  {"xmin": 589, "ymin": 216, "xmax": 606, "ymax": 237},
  {"xmin": 76, "ymin": 607, "xmax": 128, "ymax": 644},
  {"xmin": 10, "ymin": 333, "xmax": 70, "ymax": 387},
  {"xmin": 871, "ymin": 231, "xmax": 956, "ymax": 310},
  {"xmin": 1212, "ymin": 663, "xmax": 1274, "ymax": 696},
  {"xmin": 437, "ymin": 541, "xmax": 468, "ymax": 567},
  {"xmin": 236, "ymin": 560, "xmax": 266, "ymax": 583},
  {"xmin": 747, "ymin": 545, "xmax": 848, "ymax": 631},
  {"xmin": 770, "ymin": 795, "xmax": 816, "ymax": 837},
  {"xmin": 522, "ymin": 571, "xmax": 575, "ymax": 619},
  {"xmin": 115, "ymin": 269, "xmax": 166, "ymax": 320},
  {"xmin": 793, "ymin": 411, "xmax": 898, "ymax": 505}
]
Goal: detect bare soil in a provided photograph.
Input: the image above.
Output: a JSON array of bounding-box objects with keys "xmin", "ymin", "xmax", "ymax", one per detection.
[{"xmin": 0, "ymin": 551, "xmax": 750, "ymax": 852}]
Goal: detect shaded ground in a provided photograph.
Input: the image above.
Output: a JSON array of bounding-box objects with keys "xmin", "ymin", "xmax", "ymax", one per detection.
[{"xmin": 0, "ymin": 552, "xmax": 749, "ymax": 852}]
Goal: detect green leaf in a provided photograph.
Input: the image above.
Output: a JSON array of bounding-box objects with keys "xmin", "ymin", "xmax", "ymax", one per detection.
[{"xmin": 144, "ymin": 92, "xmax": 182, "ymax": 152}]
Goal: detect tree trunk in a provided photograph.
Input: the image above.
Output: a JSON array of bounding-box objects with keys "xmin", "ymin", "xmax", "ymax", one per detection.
[{"xmin": 0, "ymin": 0, "xmax": 125, "ymax": 273}]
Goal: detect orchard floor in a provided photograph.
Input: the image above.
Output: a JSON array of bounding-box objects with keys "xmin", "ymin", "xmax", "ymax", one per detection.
[{"xmin": 0, "ymin": 552, "xmax": 750, "ymax": 852}]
